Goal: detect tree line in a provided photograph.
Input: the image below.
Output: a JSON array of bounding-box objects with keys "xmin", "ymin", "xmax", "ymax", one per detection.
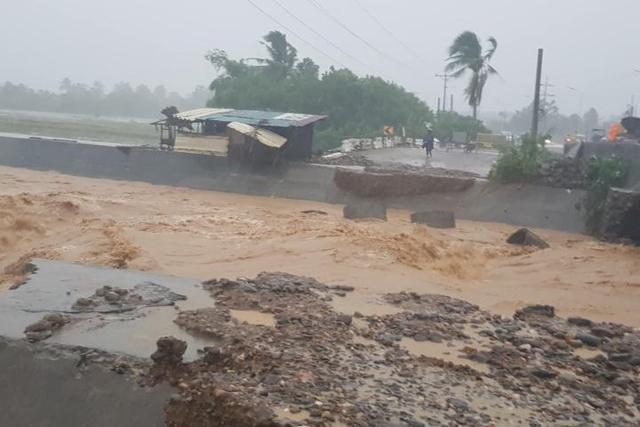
[
  {"xmin": 206, "ymin": 31, "xmax": 437, "ymax": 151},
  {"xmin": 0, "ymin": 80, "xmax": 210, "ymax": 119},
  {"xmin": 504, "ymin": 100, "xmax": 601, "ymax": 139}
]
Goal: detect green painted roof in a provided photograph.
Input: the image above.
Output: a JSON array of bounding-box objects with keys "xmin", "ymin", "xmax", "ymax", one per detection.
[{"xmin": 201, "ymin": 109, "xmax": 326, "ymax": 128}]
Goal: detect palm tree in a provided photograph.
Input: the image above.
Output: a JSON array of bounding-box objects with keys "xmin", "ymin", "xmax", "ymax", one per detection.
[
  {"xmin": 446, "ymin": 32, "xmax": 498, "ymax": 120},
  {"xmin": 261, "ymin": 31, "xmax": 298, "ymax": 79}
]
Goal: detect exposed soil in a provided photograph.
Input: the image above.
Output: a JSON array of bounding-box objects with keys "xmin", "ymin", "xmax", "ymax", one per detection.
[{"xmin": 159, "ymin": 272, "xmax": 640, "ymax": 426}]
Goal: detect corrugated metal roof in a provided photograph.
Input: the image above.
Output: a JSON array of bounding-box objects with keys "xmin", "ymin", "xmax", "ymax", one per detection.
[
  {"xmin": 202, "ymin": 109, "xmax": 327, "ymax": 128},
  {"xmin": 174, "ymin": 108, "xmax": 234, "ymax": 121},
  {"xmin": 227, "ymin": 122, "xmax": 287, "ymax": 148}
]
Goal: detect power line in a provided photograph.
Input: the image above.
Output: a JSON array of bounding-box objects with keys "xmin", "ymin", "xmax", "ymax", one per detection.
[
  {"xmin": 245, "ymin": 0, "xmax": 347, "ymax": 68},
  {"xmin": 269, "ymin": 0, "xmax": 371, "ymax": 72},
  {"xmin": 304, "ymin": 0, "xmax": 414, "ymax": 70},
  {"xmin": 350, "ymin": 0, "xmax": 421, "ymax": 59}
]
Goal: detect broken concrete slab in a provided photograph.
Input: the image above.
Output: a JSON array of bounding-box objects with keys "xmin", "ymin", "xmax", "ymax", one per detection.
[
  {"xmin": 506, "ymin": 228, "xmax": 550, "ymax": 249},
  {"xmin": 334, "ymin": 168, "xmax": 474, "ymax": 198},
  {"xmin": 411, "ymin": 210, "xmax": 456, "ymax": 228},
  {"xmin": 343, "ymin": 199, "xmax": 387, "ymax": 221}
]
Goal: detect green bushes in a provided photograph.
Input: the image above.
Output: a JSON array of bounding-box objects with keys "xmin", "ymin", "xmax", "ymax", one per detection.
[
  {"xmin": 583, "ymin": 155, "xmax": 629, "ymax": 234},
  {"xmin": 490, "ymin": 135, "xmax": 549, "ymax": 182}
]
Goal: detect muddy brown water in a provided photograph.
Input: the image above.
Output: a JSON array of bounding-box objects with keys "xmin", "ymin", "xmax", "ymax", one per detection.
[{"xmin": 0, "ymin": 259, "xmax": 216, "ymax": 360}]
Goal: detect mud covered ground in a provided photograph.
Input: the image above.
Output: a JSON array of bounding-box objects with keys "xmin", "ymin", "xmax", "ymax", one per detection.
[
  {"xmin": 151, "ymin": 272, "xmax": 640, "ymax": 426},
  {"xmin": 1, "ymin": 166, "xmax": 640, "ymax": 425}
]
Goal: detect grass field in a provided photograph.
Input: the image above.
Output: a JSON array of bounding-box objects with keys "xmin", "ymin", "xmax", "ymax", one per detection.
[{"xmin": 0, "ymin": 110, "xmax": 158, "ymax": 146}]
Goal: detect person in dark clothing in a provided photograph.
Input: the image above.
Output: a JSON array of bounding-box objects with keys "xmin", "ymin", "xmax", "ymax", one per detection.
[{"xmin": 423, "ymin": 130, "xmax": 434, "ymax": 158}]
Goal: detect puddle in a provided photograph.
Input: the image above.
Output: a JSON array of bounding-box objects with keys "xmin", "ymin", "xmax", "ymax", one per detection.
[
  {"xmin": 400, "ymin": 337, "xmax": 490, "ymax": 374},
  {"xmin": 330, "ymin": 292, "xmax": 403, "ymax": 317},
  {"xmin": 0, "ymin": 259, "xmax": 217, "ymax": 361},
  {"xmin": 229, "ymin": 309, "xmax": 276, "ymax": 327},
  {"xmin": 273, "ymin": 408, "xmax": 310, "ymax": 423}
]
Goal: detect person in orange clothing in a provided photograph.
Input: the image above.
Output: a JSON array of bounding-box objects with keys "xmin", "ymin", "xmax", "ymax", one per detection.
[{"xmin": 608, "ymin": 122, "xmax": 623, "ymax": 142}]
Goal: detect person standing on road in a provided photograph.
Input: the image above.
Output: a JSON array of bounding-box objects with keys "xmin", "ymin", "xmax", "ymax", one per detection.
[{"xmin": 423, "ymin": 130, "xmax": 434, "ymax": 159}]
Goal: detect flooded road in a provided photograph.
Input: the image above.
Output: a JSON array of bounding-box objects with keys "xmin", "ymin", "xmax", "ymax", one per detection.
[
  {"xmin": 0, "ymin": 259, "xmax": 216, "ymax": 360},
  {"xmin": 1, "ymin": 165, "xmax": 639, "ymax": 327}
]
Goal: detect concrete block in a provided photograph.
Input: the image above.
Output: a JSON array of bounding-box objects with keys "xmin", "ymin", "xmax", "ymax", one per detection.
[
  {"xmin": 343, "ymin": 200, "xmax": 387, "ymax": 221},
  {"xmin": 410, "ymin": 211, "xmax": 456, "ymax": 228}
]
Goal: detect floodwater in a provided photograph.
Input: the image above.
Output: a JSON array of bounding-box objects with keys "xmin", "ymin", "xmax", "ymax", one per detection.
[
  {"xmin": 0, "ymin": 259, "xmax": 216, "ymax": 360},
  {"xmin": 329, "ymin": 292, "xmax": 403, "ymax": 317},
  {"xmin": 1, "ymin": 165, "xmax": 640, "ymax": 328},
  {"xmin": 400, "ymin": 337, "xmax": 490, "ymax": 374}
]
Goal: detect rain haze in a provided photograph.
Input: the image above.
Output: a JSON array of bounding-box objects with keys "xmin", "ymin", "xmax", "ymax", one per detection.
[
  {"xmin": 3, "ymin": 1, "xmax": 640, "ymax": 426},
  {"xmin": 2, "ymin": 0, "xmax": 640, "ymax": 117}
]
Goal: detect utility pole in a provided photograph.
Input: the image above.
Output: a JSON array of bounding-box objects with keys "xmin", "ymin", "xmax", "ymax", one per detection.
[
  {"xmin": 437, "ymin": 97, "xmax": 441, "ymax": 115},
  {"xmin": 450, "ymin": 94, "xmax": 453, "ymax": 113},
  {"xmin": 531, "ymin": 49, "xmax": 544, "ymax": 139},
  {"xmin": 542, "ymin": 76, "xmax": 554, "ymax": 106},
  {"xmin": 435, "ymin": 73, "xmax": 449, "ymax": 112}
]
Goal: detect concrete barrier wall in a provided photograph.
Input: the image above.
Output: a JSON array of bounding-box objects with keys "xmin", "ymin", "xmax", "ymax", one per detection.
[
  {"xmin": 0, "ymin": 136, "xmax": 586, "ymax": 233},
  {"xmin": 581, "ymin": 142, "xmax": 640, "ymax": 187}
]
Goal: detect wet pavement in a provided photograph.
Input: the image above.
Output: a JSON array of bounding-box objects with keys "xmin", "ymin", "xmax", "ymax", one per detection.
[
  {"xmin": 361, "ymin": 147, "xmax": 498, "ymax": 177},
  {"xmin": 0, "ymin": 259, "xmax": 216, "ymax": 360}
]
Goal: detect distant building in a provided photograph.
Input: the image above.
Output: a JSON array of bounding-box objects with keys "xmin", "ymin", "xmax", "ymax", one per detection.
[{"xmin": 152, "ymin": 108, "xmax": 327, "ymax": 162}]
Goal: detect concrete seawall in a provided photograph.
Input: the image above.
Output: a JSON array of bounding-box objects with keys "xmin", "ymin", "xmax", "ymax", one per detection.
[{"xmin": 0, "ymin": 136, "xmax": 586, "ymax": 233}]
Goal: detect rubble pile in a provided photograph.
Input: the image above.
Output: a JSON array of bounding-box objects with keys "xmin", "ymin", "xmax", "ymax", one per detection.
[
  {"xmin": 160, "ymin": 273, "xmax": 640, "ymax": 426},
  {"xmin": 71, "ymin": 282, "xmax": 186, "ymax": 313},
  {"xmin": 24, "ymin": 313, "xmax": 70, "ymax": 342}
]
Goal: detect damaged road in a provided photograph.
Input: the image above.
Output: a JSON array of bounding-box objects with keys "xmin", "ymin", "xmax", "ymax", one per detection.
[
  {"xmin": 158, "ymin": 273, "xmax": 640, "ymax": 426},
  {"xmin": 2, "ymin": 263, "xmax": 640, "ymax": 426}
]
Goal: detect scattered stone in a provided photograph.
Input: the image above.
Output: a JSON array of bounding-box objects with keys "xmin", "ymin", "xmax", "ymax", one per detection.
[
  {"xmin": 567, "ymin": 317, "xmax": 593, "ymax": 327},
  {"xmin": 514, "ymin": 305, "xmax": 555, "ymax": 320},
  {"xmin": 531, "ymin": 368, "xmax": 558, "ymax": 380},
  {"xmin": 447, "ymin": 397, "xmax": 469, "ymax": 412},
  {"xmin": 506, "ymin": 228, "xmax": 550, "ymax": 249},
  {"xmin": 72, "ymin": 283, "xmax": 186, "ymax": 313},
  {"xmin": 331, "ymin": 285, "xmax": 355, "ymax": 292},
  {"xmin": 74, "ymin": 297, "xmax": 94, "ymax": 307},
  {"xmin": 336, "ymin": 314, "xmax": 353, "ymax": 325},
  {"xmin": 590, "ymin": 326, "xmax": 617, "ymax": 338},
  {"xmin": 518, "ymin": 344, "xmax": 532, "ymax": 352},
  {"xmin": 24, "ymin": 314, "xmax": 69, "ymax": 342},
  {"xmin": 104, "ymin": 291, "xmax": 121, "ymax": 303},
  {"xmin": 575, "ymin": 333, "xmax": 602, "ymax": 347},
  {"xmin": 151, "ymin": 336, "xmax": 187, "ymax": 365}
]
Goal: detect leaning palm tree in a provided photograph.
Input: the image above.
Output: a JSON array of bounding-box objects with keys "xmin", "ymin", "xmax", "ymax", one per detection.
[
  {"xmin": 261, "ymin": 31, "xmax": 298, "ymax": 79},
  {"xmin": 446, "ymin": 32, "xmax": 498, "ymax": 120}
]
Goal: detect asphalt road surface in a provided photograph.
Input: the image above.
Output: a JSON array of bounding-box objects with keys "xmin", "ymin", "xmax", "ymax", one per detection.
[{"xmin": 362, "ymin": 146, "xmax": 498, "ymax": 177}]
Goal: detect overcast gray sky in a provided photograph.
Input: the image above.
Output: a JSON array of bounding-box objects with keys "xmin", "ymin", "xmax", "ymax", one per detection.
[{"xmin": 2, "ymin": 0, "xmax": 639, "ymax": 117}]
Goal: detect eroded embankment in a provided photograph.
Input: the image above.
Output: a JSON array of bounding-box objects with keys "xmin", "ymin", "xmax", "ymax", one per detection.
[{"xmin": 0, "ymin": 136, "xmax": 586, "ymax": 233}]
